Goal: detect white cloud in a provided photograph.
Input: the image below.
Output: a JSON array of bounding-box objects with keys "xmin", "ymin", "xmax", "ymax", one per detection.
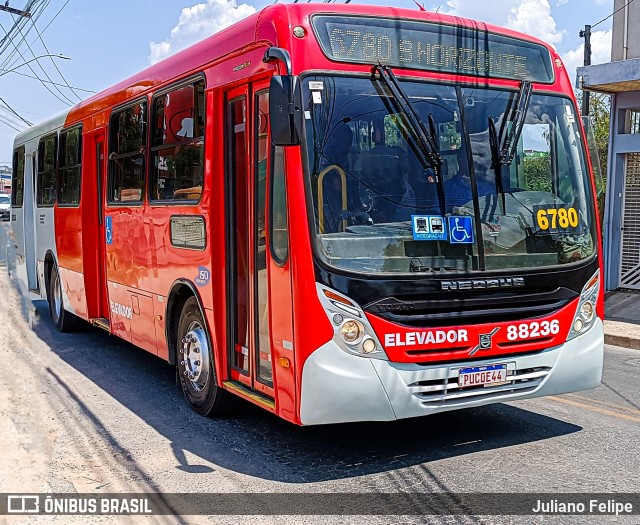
[
  {"xmin": 149, "ymin": 0, "xmax": 256, "ymax": 64},
  {"xmin": 561, "ymin": 29, "xmax": 611, "ymax": 78},
  {"xmin": 556, "ymin": 0, "xmax": 568, "ymax": 5},
  {"xmin": 443, "ymin": 0, "xmax": 564, "ymax": 46},
  {"xmin": 441, "ymin": 0, "xmax": 520, "ymax": 26},
  {"xmin": 507, "ymin": 0, "xmax": 565, "ymax": 46}
]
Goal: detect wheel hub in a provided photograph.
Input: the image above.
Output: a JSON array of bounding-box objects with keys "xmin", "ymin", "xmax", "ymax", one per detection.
[
  {"xmin": 52, "ymin": 271, "xmax": 62, "ymax": 320},
  {"xmin": 180, "ymin": 323, "xmax": 210, "ymax": 392}
]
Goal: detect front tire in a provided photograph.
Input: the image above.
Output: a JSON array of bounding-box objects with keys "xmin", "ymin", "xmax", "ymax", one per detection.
[
  {"xmin": 48, "ymin": 266, "xmax": 82, "ymax": 332},
  {"xmin": 177, "ymin": 297, "xmax": 233, "ymax": 416}
]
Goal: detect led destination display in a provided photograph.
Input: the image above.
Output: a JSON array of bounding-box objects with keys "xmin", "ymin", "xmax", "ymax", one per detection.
[{"xmin": 312, "ymin": 15, "xmax": 554, "ymax": 82}]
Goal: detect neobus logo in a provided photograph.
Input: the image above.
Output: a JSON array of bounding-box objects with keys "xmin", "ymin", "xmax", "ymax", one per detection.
[{"xmin": 440, "ymin": 277, "xmax": 525, "ymax": 291}]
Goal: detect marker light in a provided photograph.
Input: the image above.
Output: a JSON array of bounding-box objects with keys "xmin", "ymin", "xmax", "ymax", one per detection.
[
  {"xmin": 332, "ymin": 313, "xmax": 344, "ymax": 325},
  {"xmin": 340, "ymin": 321, "xmax": 362, "ymax": 344}
]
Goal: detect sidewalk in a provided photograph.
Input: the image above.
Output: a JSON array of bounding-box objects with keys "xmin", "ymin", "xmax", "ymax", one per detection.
[{"xmin": 605, "ymin": 290, "xmax": 640, "ymax": 349}]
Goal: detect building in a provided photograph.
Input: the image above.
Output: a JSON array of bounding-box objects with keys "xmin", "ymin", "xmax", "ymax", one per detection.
[
  {"xmin": 578, "ymin": 0, "xmax": 640, "ymax": 291},
  {"xmin": 0, "ymin": 165, "xmax": 11, "ymax": 193}
]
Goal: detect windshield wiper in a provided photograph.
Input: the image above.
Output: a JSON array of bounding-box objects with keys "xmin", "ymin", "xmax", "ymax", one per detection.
[
  {"xmin": 372, "ymin": 64, "xmax": 446, "ymax": 216},
  {"xmin": 488, "ymin": 80, "xmax": 532, "ymax": 214}
]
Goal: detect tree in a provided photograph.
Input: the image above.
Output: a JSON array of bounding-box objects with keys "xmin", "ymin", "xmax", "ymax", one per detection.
[{"xmin": 578, "ymin": 91, "xmax": 610, "ymax": 180}]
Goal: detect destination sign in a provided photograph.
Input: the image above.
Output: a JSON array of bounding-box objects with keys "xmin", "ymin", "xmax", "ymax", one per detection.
[{"xmin": 312, "ymin": 16, "xmax": 554, "ymax": 83}]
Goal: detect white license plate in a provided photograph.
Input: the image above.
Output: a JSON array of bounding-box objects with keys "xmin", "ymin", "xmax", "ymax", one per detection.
[{"xmin": 458, "ymin": 364, "xmax": 507, "ymax": 388}]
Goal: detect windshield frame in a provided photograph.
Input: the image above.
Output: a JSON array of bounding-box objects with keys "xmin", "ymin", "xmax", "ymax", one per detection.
[{"xmin": 298, "ymin": 71, "xmax": 599, "ymax": 278}]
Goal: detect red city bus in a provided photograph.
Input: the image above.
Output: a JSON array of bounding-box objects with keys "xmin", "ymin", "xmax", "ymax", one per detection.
[{"xmin": 11, "ymin": 4, "xmax": 604, "ymax": 425}]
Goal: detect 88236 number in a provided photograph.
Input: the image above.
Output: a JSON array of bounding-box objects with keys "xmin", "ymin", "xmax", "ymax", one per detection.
[{"xmin": 506, "ymin": 319, "xmax": 560, "ymax": 341}]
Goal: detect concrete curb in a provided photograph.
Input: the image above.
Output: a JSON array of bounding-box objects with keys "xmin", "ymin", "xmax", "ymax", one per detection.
[
  {"xmin": 605, "ymin": 334, "xmax": 640, "ymax": 350},
  {"xmin": 604, "ymin": 320, "xmax": 640, "ymax": 350}
]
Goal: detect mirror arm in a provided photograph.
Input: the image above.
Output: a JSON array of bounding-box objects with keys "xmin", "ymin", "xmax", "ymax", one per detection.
[{"xmin": 263, "ymin": 47, "xmax": 292, "ymax": 76}]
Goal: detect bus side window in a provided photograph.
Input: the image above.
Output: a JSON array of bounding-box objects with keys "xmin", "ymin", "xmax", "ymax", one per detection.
[
  {"xmin": 150, "ymin": 79, "xmax": 205, "ymax": 203},
  {"xmin": 12, "ymin": 146, "xmax": 25, "ymax": 207},
  {"xmin": 58, "ymin": 126, "xmax": 82, "ymax": 206},
  {"xmin": 108, "ymin": 101, "xmax": 147, "ymax": 204},
  {"xmin": 271, "ymin": 146, "xmax": 288, "ymax": 264},
  {"xmin": 37, "ymin": 133, "xmax": 57, "ymax": 207}
]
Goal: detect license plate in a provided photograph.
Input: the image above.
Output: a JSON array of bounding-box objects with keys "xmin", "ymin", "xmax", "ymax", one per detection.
[{"xmin": 458, "ymin": 364, "xmax": 507, "ymax": 388}]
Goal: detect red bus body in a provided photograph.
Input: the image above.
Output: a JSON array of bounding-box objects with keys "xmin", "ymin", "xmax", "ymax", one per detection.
[{"xmin": 11, "ymin": 4, "xmax": 604, "ymax": 425}]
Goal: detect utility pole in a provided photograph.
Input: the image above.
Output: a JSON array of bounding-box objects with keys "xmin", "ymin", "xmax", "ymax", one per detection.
[
  {"xmin": 580, "ymin": 24, "xmax": 592, "ymax": 116},
  {"xmin": 0, "ymin": 4, "xmax": 31, "ymax": 17}
]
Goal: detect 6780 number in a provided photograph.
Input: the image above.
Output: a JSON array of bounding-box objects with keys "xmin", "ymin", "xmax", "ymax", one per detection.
[{"xmin": 506, "ymin": 320, "xmax": 560, "ymax": 341}]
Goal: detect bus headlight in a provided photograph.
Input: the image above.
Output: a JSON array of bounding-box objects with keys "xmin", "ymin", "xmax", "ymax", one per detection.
[
  {"xmin": 580, "ymin": 301, "xmax": 594, "ymax": 322},
  {"xmin": 316, "ymin": 283, "xmax": 387, "ymax": 359},
  {"xmin": 567, "ymin": 270, "xmax": 599, "ymax": 340},
  {"xmin": 340, "ymin": 320, "xmax": 362, "ymax": 344}
]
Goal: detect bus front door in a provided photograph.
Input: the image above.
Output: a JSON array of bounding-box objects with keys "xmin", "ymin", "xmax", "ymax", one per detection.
[{"xmin": 226, "ymin": 82, "xmax": 288, "ymax": 402}]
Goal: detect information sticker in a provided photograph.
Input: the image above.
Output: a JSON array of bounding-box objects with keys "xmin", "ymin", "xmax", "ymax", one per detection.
[
  {"xmin": 411, "ymin": 215, "xmax": 447, "ymax": 241},
  {"xmin": 448, "ymin": 215, "xmax": 474, "ymax": 244}
]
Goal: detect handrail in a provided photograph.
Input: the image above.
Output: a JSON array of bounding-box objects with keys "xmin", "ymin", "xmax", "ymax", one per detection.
[{"xmin": 317, "ymin": 165, "xmax": 347, "ymax": 233}]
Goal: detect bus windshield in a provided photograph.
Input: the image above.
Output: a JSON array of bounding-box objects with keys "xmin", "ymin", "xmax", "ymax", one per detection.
[{"xmin": 303, "ymin": 75, "xmax": 596, "ymax": 274}]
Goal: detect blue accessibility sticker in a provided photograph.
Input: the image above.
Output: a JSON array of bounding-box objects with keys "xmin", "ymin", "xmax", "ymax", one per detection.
[
  {"xmin": 105, "ymin": 216, "xmax": 113, "ymax": 245},
  {"xmin": 448, "ymin": 215, "xmax": 474, "ymax": 244},
  {"xmin": 411, "ymin": 215, "xmax": 447, "ymax": 241},
  {"xmin": 194, "ymin": 266, "xmax": 211, "ymax": 287}
]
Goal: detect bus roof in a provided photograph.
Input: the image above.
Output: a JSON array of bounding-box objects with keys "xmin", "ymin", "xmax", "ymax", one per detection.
[{"xmin": 13, "ymin": 108, "xmax": 70, "ymax": 149}]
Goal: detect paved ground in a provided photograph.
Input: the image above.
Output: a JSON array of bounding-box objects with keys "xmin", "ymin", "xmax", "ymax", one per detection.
[{"xmin": 1, "ymin": 224, "xmax": 639, "ymax": 524}]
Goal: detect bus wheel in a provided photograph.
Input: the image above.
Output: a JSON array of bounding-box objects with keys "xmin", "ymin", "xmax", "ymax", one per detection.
[
  {"xmin": 48, "ymin": 266, "xmax": 82, "ymax": 332},
  {"xmin": 177, "ymin": 297, "xmax": 233, "ymax": 416}
]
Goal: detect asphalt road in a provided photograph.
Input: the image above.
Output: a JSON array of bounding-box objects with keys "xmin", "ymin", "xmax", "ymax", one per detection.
[{"xmin": 0, "ymin": 263, "xmax": 639, "ymax": 524}]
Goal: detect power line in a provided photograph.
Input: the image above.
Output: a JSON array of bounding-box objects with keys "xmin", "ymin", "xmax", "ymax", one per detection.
[
  {"xmin": 2, "ymin": 67, "xmax": 96, "ymax": 93},
  {"xmin": 5, "ymin": 4, "xmax": 75, "ymax": 105},
  {"xmin": 27, "ymin": 12, "xmax": 81, "ymax": 100},
  {"xmin": 0, "ymin": 96, "xmax": 33, "ymax": 126},
  {"xmin": 592, "ymin": 0, "xmax": 636, "ymax": 29}
]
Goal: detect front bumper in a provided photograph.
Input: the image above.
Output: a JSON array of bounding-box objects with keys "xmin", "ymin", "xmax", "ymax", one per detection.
[{"xmin": 299, "ymin": 318, "xmax": 604, "ymax": 425}]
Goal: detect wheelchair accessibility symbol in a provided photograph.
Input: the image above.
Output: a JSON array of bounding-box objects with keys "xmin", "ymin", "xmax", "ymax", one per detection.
[
  {"xmin": 105, "ymin": 216, "xmax": 113, "ymax": 245},
  {"xmin": 448, "ymin": 216, "xmax": 474, "ymax": 244}
]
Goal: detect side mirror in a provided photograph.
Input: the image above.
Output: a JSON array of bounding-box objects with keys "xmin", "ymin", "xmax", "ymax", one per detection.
[{"xmin": 269, "ymin": 75, "xmax": 303, "ymax": 146}]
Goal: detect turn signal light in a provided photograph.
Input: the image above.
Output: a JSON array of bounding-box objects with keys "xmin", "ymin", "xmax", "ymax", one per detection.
[{"xmin": 278, "ymin": 357, "xmax": 290, "ymax": 369}]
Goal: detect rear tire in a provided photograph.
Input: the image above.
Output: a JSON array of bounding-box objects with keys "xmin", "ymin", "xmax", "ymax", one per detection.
[
  {"xmin": 49, "ymin": 265, "xmax": 83, "ymax": 332},
  {"xmin": 177, "ymin": 297, "xmax": 234, "ymax": 416}
]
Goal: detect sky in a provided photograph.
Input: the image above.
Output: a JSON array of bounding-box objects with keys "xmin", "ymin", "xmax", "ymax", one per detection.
[{"xmin": 0, "ymin": 0, "xmax": 615, "ymax": 166}]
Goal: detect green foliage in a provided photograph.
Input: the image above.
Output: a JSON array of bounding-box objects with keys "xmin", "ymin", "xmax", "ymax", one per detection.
[
  {"xmin": 523, "ymin": 156, "xmax": 552, "ymax": 192},
  {"xmin": 577, "ymin": 91, "xmax": 610, "ymax": 180}
]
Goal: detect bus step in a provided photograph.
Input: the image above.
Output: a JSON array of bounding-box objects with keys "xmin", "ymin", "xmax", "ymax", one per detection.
[
  {"xmin": 93, "ymin": 317, "xmax": 110, "ymax": 331},
  {"xmin": 222, "ymin": 381, "xmax": 275, "ymax": 411}
]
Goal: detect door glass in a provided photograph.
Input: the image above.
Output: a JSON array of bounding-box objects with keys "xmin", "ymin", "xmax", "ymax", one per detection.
[
  {"xmin": 231, "ymin": 97, "xmax": 250, "ymax": 373},
  {"xmin": 256, "ymin": 91, "xmax": 272, "ymax": 384}
]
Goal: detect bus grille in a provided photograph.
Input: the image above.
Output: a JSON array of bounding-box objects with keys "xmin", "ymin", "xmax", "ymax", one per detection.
[
  {"xmin": 365, "ymin": 288, "xmax": 576, "ymax": 327},
  {"xmin": 408, "ymin": 366, "xmax": 551, "ymax": 406}
]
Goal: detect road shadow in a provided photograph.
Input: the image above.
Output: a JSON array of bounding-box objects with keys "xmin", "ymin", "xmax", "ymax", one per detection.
[{"xmin": 30, "ymin": 299, "xmax": 582, "ymax": 484}]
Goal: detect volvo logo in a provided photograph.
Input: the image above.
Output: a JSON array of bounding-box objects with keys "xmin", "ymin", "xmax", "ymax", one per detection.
[
  {"xmin": 469, "ymin": 328, "xmax": 500, "ymax": 356},
  {"xmin": 440, "ymin": 277, "xmax": 525, "ymax": 291}
]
